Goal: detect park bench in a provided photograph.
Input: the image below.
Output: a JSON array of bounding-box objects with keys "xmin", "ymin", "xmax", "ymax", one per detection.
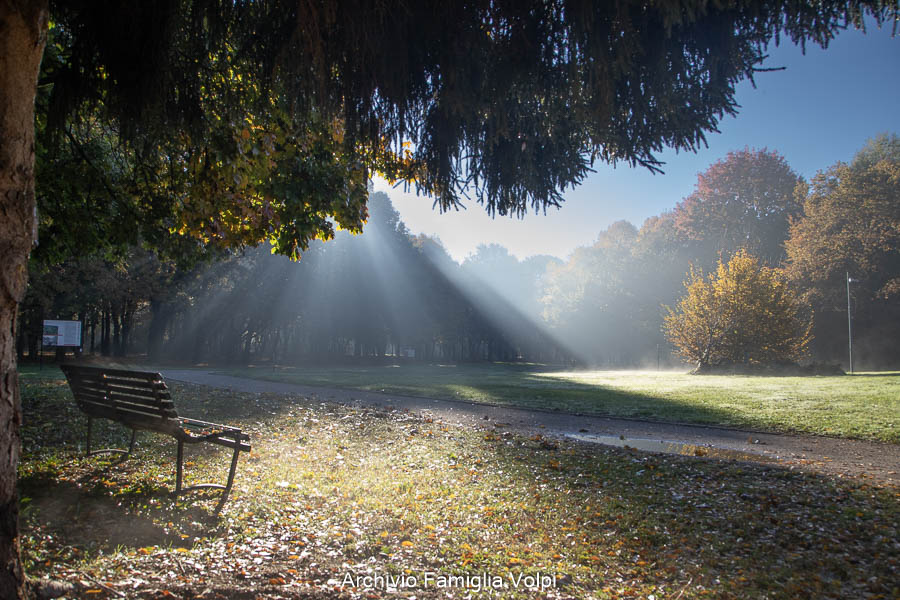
[{"xmin": 60, "ymin": 364, "xmax": 251, "ymax": 512}]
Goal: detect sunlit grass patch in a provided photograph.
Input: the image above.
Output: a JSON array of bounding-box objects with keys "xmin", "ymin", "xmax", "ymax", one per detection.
[
  {"xmin": 537, "ymin": 369, "xmax": 900, "ymax": 441},
  {"xmin": 18, "ymin": 372, "xmax": 900, "ymax": 599},
  {"xmin": 220, "ymin": 364, "xmax": 900, "ymax": 442}
]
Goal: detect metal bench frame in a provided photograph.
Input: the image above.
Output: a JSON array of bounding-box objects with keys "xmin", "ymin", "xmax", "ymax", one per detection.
[{"xmin": 60, "ymin": 364, "xmax": 251, "ymax": 513}]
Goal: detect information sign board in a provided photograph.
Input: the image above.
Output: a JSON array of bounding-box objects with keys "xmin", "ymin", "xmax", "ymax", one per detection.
[{"xmin": 42, "ymin": 320, "xmax": 82, "ymax": 347}]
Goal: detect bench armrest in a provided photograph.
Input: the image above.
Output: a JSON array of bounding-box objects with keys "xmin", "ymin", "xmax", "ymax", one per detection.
[{"xmin": 177, "ymin": 417, "xmax": 251, "ymax": 451}]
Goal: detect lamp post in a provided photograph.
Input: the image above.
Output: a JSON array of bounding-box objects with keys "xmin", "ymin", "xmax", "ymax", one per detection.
[{"xmin": 846, "ymin": 272, "xmax": 857, "ymax": 374}]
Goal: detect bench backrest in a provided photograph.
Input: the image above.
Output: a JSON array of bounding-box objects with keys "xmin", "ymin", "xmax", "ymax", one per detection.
[{"xmin": 60, "ymin": 365, "xmax": 180, "ymax": 435}]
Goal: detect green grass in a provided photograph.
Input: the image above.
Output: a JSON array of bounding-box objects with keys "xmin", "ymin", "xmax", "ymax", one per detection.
[
  {"xmin": 17, "ymin": 370, "xmax": 900, "ymax": 599},
  {"xmin": 216, "ymin": 363, "xmax": 900, "ymax": 443}
]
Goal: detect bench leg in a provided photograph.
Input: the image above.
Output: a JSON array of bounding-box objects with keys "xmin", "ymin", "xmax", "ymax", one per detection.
[
  {"xmin": 171, "ymin": 439, "xmax": 245, "ymax": 513},
  {"xmin": 176, "ymin": 440, "xmax": 184, "ymax": 494},
  {"xmin": 85, "ymin": 418, "xmax": 134, "ymax": 457},
  {"xmin": 215, "ymin": 445, "xmax": 243, "ymax": 514}
]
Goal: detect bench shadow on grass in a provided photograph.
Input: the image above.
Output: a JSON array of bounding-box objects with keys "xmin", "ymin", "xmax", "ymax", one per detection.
[
  {"xmin": 22, "ymin": 479, "xmax": 176, "ymax": 552},
  {"xmin": 18, "ymin": 384, "xmax": 236, "ymax": 556},
  {"xmin": 18, "ymin": 463, "xmax": 221, "ymax": 555}
]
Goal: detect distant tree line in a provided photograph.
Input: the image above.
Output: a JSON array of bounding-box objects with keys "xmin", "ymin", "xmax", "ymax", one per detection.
[
  {"xmin": 20, "ymin": 135, "xmax": 900, "ymax": 369},
  {"xmin": 20, "ymin": 192, "xmax": 566, "ymax": 365},
  {"xmin": 542, "ymin": 136, "xmax": 900, "ymax": 369}
]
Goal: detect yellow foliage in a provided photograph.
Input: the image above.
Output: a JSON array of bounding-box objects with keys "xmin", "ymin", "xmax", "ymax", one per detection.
[{"xmin": 664, "ymin": 250, "xmax": 811, "ymax": 368}]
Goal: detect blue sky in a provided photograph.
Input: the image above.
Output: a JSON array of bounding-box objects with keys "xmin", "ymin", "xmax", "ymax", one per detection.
[{"xmin": 373, "ymin": 21, "xmax": 900, "ymax": 262}]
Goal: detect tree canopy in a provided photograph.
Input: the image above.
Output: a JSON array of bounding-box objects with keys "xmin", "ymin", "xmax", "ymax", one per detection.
[
  {"xmin": 672, "ymin": 148, "xmax": 801, "ymax": 267},
  {"xmin": 664, "ymin": 250, "xmax": 811, "ymax": 369},
  {"xmin": 784, "ymin": 133, "xmax": 900, "ymax": 362},
  {"xmin": 45, "ymin": 0, "xmax": 897, "ymax": 238},
  {"xmin": 786, "ymin": 134, "xmax": 900, "ymax": 306}
]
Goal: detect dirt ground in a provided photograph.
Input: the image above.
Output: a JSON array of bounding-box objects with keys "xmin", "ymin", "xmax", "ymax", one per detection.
[{"xmin": 162, "ymin": 370, "xmax": 899, "ymax": 486}]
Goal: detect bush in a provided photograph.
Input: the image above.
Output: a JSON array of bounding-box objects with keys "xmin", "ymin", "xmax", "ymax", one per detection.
[{"xmin": 664, "ymin": 250, "xmax": 812, "ymax": 369}]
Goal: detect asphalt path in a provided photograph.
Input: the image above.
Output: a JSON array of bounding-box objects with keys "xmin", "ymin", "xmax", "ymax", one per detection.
[{"xmin": 162, "ymin": 369, "xmax": 899, "ymax": 485}]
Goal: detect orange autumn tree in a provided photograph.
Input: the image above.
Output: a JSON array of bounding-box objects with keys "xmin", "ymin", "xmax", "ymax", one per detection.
[{"xmin": 664, "ymin": 250, "xmax": 811, "ymax": 370}]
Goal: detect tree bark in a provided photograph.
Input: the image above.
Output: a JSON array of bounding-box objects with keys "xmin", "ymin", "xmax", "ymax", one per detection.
[
  {"xmin": 111, "ymin": 308, "xmax": 122, "ymax": 356},
  {"xmin": 121, "ymin": 305, "xmax": 133, "ymax": 356},
  {"xmin": 0, "ymin": 1, "xmax": 49, "ymax": 598},
  {"xmin": 101, "ymin": 308, "xmax": 110, "ymax": 355},
  {"xmin": 147, "ymin": 297, "xmax": 169, "ymax": 361},
  {"xmin": 89, "ymin": 311, "xmax": 96, "ymax": 354}
]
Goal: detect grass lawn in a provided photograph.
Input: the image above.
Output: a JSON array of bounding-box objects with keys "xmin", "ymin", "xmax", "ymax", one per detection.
[
  {"xmin": 218, "ymin": 363, "xmax": 900, "ymax": 443},
  {"xmin": 18, "ymin": 369, "xmax": 899, "ymax": 599}
]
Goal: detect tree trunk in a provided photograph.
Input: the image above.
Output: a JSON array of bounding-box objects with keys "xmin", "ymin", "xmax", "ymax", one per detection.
[
  {"xmin": 101, "ymin": 308, "xmax": 110, "ymax": 356},
  {"xmin": 120, "ymin": 306, "xmax": 133, "ymax": 356},
  {"xmin": 14, "ymin": 319, "xmax": 24, "ymax": 361},
  {"xmin": 111, "ymin": 309, "xmax": 121, "ymax": 356},
  {"xmin": 90, "ymin": 312, "xmax": 96, "ymax": 354},
  {"xmin": 147, "ymin": 298, "xmax": 169, "ymax": 361},
  {"xmin": 0, "ymin": 2, "xmax": 49, "ymax": 597},
  {"xmin": 26, "ymin": 317, "xmax": 37, "ymax": 360}
]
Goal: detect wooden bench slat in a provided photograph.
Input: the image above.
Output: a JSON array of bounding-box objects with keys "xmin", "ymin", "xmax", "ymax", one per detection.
[
  {"xmin": 77, "ymin": 399, "xmax": 178, "ymax": 424},
  {"xmin": 67, "ymin": 384, "xmax": 170, "ymax": 406},
  {"xmin": 68, "ymin": 381, "xmax": 174, "ymax": 404},
  {"xmin": 112, "ymin": 396, "xmax": 176, "ymax": 412},
  {"xmin": 74, "ymin": 377, "xmax": 169, "ymax": 396},
  {"xmin": 113, "ymin": 401, "xmax": 178, "ymax": 419},
  {"xmin": 70, "ymin": 375, "xmax": 169, "ymax": 393},
  {"xmin": 108, "ymin": 391, "xmax": 174, "ymax": 409},
  {"xmin": 69, "ymin": 387, "xmax": 119, "ymax": 405},
  {"xmin": 79, "ymin": 398, "xmax": 178, "ymax": 420},
  {"xmin": 79, "ymin": 402, "xmax": 178, "ymax": 422},
  {"xmin": 69, "ymin": 387, "xmax": 178, "ymax": 415},
  {"xmin": 62, "ymin": 366, "xmax": 163, "ymax": 381}
]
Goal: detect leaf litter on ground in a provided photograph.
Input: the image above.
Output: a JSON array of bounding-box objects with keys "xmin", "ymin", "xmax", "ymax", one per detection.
[{"xmin": 18, "ymin": 375, "xmax": 900, "ymax": 599}]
